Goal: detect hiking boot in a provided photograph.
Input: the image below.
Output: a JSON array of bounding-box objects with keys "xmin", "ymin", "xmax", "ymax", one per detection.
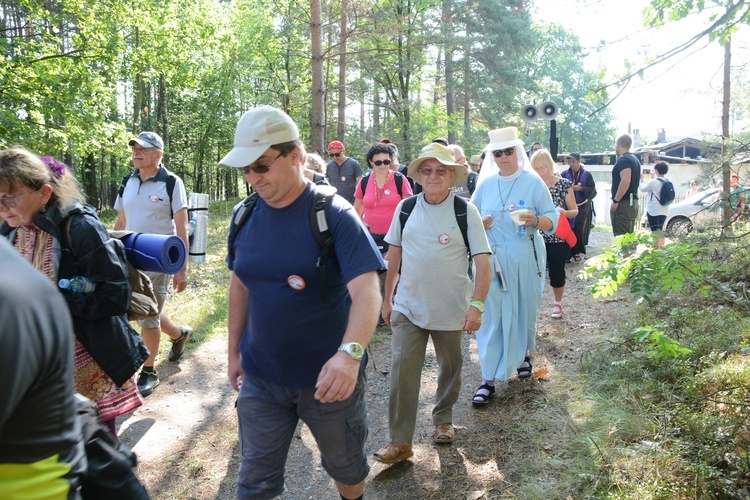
[
  {"xmin": 168, "ymin": 326, "xmax": 193, "ymax": 362},
  {"xmin": 137, "ymin": 370, "xmax": 159, "ymax": 397}
]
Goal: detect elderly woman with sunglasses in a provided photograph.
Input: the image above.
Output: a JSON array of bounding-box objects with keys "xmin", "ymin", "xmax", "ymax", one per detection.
[
  {"xmin": 0, "ymin": 146, "xmax": 148, "ymax": 438},
  {"xmin": 468, "ymin": 127, "xmax": 558, "ymax": 405},
  {"xmin": 354, "ymin": 143, "xmax": 413, "ymax": 256}
]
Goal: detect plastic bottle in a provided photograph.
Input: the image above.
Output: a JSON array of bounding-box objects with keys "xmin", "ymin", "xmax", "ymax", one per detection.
[
  {"xmin": 515, "ymin": 200, "xmax": 527, "ymax": 238},
  {"xmin": 58, "ymin": 276, "xmax": 96, "ymax": 294}
]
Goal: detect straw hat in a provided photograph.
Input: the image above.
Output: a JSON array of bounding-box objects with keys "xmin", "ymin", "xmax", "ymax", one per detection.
[{"xmin": 407, "ymin": 143, "xmax": 468, "ymax": 187}]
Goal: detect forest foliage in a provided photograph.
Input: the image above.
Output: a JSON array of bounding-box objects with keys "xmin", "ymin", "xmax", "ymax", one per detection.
[{"xmin": 1, "ymin": 0, "xmax": 616, "ymax": 207}]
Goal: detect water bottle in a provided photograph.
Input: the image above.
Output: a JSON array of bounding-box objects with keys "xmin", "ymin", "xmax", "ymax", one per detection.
[
  {"xmin": 58, "ymin": 276, "xmax": 96, "ymax": 294},
  {"xmin": 515, "ymin": 200, "xmax": 527, "ymax": 238}
]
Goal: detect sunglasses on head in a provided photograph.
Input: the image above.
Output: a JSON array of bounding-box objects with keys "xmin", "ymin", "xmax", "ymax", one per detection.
[
  {"xmin": 492, "ymin": 148, "xmax": 515, "ymax": 158},
  {"xmin": 372, "ymin": 159, "xmax": 392, "ymax": 166},
  {"xmin": 419, "ymin": 166, "xmax": 452, "ymax": 176},
  {"xmin": 329, "ymin": 152, "xmax": 342, "ymax": 158},
  {"xmin": 241, "ymin": 153, "xmax": 283, "ymax": 175}
]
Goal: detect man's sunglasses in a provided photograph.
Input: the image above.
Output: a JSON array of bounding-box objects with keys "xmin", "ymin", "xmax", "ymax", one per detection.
[
  {"xmin": 492, "ymin": 148, "xmax": 515, "ymax": 158},
  {"xmin": 329, "ymin": 152, "xmax": 342, "ymax": 158},
  {"xmin": 372, "ymin": 159, "xmax": 392, "ymax": 166},
  {"xmin": 241, "ymin": 153, "xmax": 283, "ymax": 175},
  {"xmin": 419, "ymin": 166, "xmax": 452, "ymax": 176}
]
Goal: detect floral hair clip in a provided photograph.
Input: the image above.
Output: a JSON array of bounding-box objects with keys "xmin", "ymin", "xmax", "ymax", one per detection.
[{"xmin": 39, "ymin": 156, "xmax": 66, "ymax": 178}]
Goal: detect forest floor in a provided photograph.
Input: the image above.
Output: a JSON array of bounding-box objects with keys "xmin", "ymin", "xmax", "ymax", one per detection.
[{"xmin": 118, "ymin": 227, "xmax": 633, "ymax": 499}]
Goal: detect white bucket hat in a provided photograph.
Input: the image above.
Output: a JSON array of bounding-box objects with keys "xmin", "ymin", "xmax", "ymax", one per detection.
[
  {"xmin": 483, "ymin": 126, "xmax": 524, "ymax": 152},
  {"xmin": 219, "ymin": 105, "xmax": 299, "ymax": 168}
]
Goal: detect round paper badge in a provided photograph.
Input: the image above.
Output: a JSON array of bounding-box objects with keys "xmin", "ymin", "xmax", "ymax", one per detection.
[
  {"xmin": 384, "ymin": 189, "xmax": 391, "ymax": 195},
  {"xmin": 149, "ymin": 194, "xmax": 161, "ymax": 203},
  {"xmin": 341, "ymin": 176, "xmax": 346, "ymax": 181},
  {"xmin": 438, "ymin": 233, "xmax": 451, "ymax": 245},
  {"xmin": 287, "ymin": 275, "xmax": 306, "ymax": 290},
  {"xmin": 506, "ymin": 202, "xmax": 517, "ymax": 212}
]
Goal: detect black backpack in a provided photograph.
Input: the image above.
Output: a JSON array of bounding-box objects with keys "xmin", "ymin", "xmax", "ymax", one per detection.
[
  {"xmin": 118, "ymin": 169, "xmax": 178, "ymax": 218},
  {"xmin": 360, "ymin": 171, "xmax": 404, "ymax": 198},
  {"xmin": 227, "ymin": 185, "xmax": 338, "ymax": 305},
  {"xmin": 656, "ymin": 178, "xmax": 675, "ymax": 206},
  {"xmin": 398, "ymin": 195, "xmax": 471, "ymax": 258}
]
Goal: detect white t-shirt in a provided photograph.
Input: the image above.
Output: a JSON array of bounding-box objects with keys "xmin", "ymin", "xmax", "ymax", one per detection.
[
  {"xmin": 639, "ymin": 177, "xmax": 670, "ymax": 216},
  {"xmin": 385, "ymin": 193, "xmax": 491, "ymax": 330}
]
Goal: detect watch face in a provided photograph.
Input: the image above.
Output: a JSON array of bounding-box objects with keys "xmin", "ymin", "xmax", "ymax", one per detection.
[{"xmin": 349, "ymin": 343, "xmax": 364, "ymax": 359}]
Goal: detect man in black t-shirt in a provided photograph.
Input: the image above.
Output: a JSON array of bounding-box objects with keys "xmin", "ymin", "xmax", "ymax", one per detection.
[
  {"xmin": 610, "ymin": 134, "xmax": 641, "ymax": 237},
  {"xmin": 326, "ymin": 140, "xmax": 363, "ymax": 204}
]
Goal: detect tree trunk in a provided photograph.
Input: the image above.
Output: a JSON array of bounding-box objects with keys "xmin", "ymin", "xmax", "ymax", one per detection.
[
  {"xmin": 336, "ymin": 0, "xmax": 348, "ymax": 140},
  {"xmin": 158, "ymin": 72, "xmax": 169, "ymax": 166},
  {"xmin": 310, "ymin": 0, "xmax": 325, "ymax": 154},
  {"xmin": 442, "ymin": 0, "xmax": 456, "ymax": 144},
  {"xmin": 373, "ymin": 79, "xmax": 381, "ymax": 138},
  {"xmin": 721, "ymin": 38, "xmax": 732, "ymax": 231},
  {"xmin": 133, "ymin": 28, "xmax": 141, "ymax": 135}
]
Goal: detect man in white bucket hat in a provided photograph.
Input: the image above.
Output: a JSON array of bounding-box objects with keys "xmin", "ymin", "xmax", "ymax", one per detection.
[
  {"xmin": 373, "ymin": 142, "xmax": 491, "ymax": 464},
  {"xmin": 220, "ymin": 105, "xmax": 385, "ymax": 500}
]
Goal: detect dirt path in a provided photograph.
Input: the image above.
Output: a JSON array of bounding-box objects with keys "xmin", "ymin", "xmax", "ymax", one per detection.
[{"xmin": 119, "ymin": 229, "xmax": 629, "ymax": 499}]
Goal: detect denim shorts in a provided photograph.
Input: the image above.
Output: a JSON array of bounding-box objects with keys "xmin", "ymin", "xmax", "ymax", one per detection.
[
  {"xmin": 236, "ymin": 372, "xmax": 369, "ymax": 498},
  {"xmin": 137, "ymin": 272, "xmax": 170, "ymax": 329}
]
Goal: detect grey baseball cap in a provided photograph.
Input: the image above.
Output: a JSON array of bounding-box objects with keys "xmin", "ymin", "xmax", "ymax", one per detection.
[{"xmin": 129, "ymin": 132, "xmax": 164, "ymax": 151}]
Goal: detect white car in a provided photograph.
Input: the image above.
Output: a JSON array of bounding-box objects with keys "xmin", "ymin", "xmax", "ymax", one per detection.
[{"xmin": 664, "ymin": 187, "xmax": 743, "ymax": 233}]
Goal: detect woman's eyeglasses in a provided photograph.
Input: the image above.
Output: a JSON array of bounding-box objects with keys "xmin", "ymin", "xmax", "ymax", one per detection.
[
  {"xmin": 329, "ymin": 152, "xmax": 342, "ymax": 158},
  {"xmin": 419, "ymin": 166, "xmax": 452, "ymax": 177},
  {"xmin": 492, "ymin": 148, "xmax": 515, "ymax": 158},
  {"xmin": 241, "ymin": 153, "xmax": 283, "ymax": 175},
  {"xmin": 0, "ymin": 188, "xmax": 37, "ymax": 209},
  {"xmin": 372, "ymin": 159, "xmax": 392, "ymax": 166}
]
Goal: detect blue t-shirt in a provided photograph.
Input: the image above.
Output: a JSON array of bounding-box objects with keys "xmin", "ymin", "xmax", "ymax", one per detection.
[{"xmin": 230, "ymin": 184, "xmax": 385, "ymax": 387}]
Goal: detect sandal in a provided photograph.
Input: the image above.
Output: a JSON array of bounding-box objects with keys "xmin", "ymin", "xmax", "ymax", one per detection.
[
  {"xmin": 517, "ymin": 356, "xmax": 532, "ymax": 379},
  {"xmin": 373, "ymin": 442, "xmax": 413, "ymax": 464},
  {"xmin": 551, "ymin": 303, "xmax": 563, "ymax": 319},
  {"xmin": 472, "ymin": 383, "xmax": 496, "ymax": 406},
  {"xmin": 434, "ymin": 423, "xmax": 455, "ymax": 444},
  {"xmin": 573, "ymin": 254, "xmax": 582, "ymax": 262}
]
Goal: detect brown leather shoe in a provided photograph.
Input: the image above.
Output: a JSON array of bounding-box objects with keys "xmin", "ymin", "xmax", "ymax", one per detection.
[
  {"xmin": 372, "ymin": 442, "xmax": 413, "ymax": 464},
  {"xmin": 434, "ymin": 423, "xmax": 455, "ymax": 444}
]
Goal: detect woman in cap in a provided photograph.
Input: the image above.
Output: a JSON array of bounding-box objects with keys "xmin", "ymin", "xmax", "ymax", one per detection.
[{"xmin": 469, "ymin": 127, "xmax": 558, "ymax": 405}]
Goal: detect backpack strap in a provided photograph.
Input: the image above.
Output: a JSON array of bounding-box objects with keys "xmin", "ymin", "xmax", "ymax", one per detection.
[
  {"xmin": 453, "ymin": 195, "xmax": 471, "ymax": 257},
  {"xmin": 310, "ymin": 185, "xmax": 337, "ymax": 305},
  {"xmin": 117, "ymin": 173, "xmax": 132, "ymax": 200},
  {"xmin": 398, "ymin": 195, "xmax": 419, "ymax": 237},
  {"xmin": 360, "ymin": 172, "xmax": 371, "ymax": 197},
  {"xmin": 394, "ymin": 171, "xmax": 403, "ymax": 197},
  {"xmin": 655, "ymin": 177, "xmax": 664, "ymax": 203},
  {"xmin": 226, "ymin": 192, "xmax": 260, "ymax": 269}
]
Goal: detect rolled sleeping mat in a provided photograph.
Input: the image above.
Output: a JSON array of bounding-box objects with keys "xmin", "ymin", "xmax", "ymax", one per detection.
[{"xmin": 119, "ymin": 232, "xmax": 187, "ymax": 274}]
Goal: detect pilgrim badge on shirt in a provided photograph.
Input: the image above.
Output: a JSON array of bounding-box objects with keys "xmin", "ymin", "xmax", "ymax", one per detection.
[
  {"xmin": 149, "ymin": 194, "xmax": 161, "ymax": 203},
  {"xmin": 287, "ymin": 275, "xmax": 306, "ymax": 290},
  {"xmin": 506, "ymin": 202, "xmax": 517, "ymax": 212},
  {"xmin": 341, "ymin": 176, "xmax": 346, "ymax": 182},
  {"xmin": 438, "ymin": 233, "xmax": 451, "ymax": 245},
  {"xmin": 384, "ymin": 189, "xmax": 391, "ymax": 195}
]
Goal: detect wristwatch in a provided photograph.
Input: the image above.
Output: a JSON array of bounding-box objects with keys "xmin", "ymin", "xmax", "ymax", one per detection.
[
  {"xmin": 338, "ymin": 342, "xmax": 364, "ymax": 361},
  {"xmin": 470, "ymin": 300, "xmax": 485, "ymax": 313}
]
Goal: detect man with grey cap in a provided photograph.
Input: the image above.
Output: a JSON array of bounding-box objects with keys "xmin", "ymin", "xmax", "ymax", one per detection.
[
  {"xmin": 114, "ymin": 131, "xmax": 192, "ymax": 397},
  {"xmin": 220, "ymin": 105, "xmax": 385, "ymax": 500},
  {"xmin": 372, "ymin": 142, "xmax": 491, "ymax": 465}
]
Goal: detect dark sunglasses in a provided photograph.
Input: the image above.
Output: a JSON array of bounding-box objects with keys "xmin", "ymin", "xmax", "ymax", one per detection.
[
  {"xmin": 419, "ymin": 166, "xmax": 452, "ymax": 176},
  {"xmin": 492, "ymin": 148, "xmax": 515, "ymax": 158},
  {"xmin": 329, "ymin": 152, "xmax": 342, "ymax": 158},
  {"xmin": 372, "ymin": 159, "xmax": 392, "ymax": 166},
  {"xmin": 241, "ymin": 153, "xmax": 283, "ymax": 175}
]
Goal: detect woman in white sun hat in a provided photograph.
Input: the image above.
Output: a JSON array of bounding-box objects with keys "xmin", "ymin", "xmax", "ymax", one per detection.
[{"xmin": 468, "ymin": 127, "xmax": 558, "ymax": 405}]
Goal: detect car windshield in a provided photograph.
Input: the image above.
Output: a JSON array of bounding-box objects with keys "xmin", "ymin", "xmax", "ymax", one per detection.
[{"xmin": 684, "ymin": 188, "xmax": 719, "ymax": 205}]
